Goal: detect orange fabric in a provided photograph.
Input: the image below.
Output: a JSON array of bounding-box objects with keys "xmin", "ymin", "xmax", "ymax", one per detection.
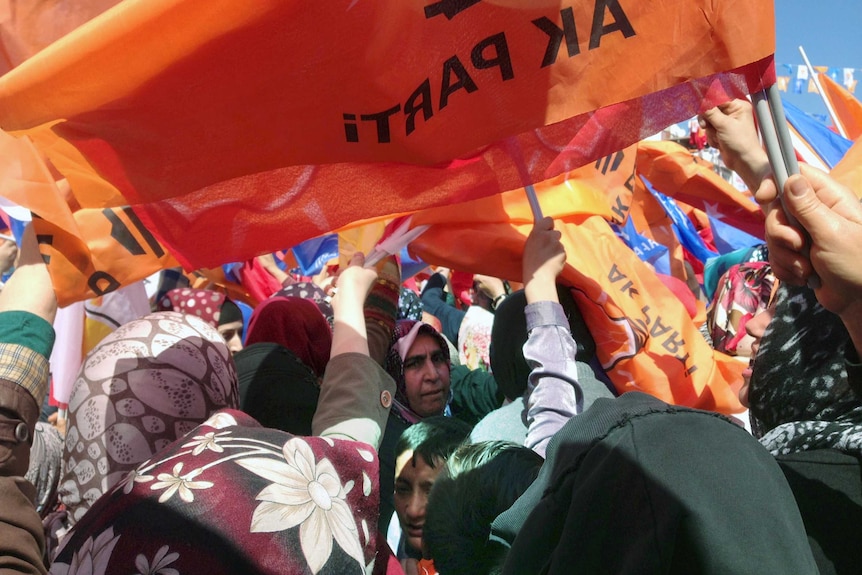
[
  {"xmin": 0, "ymin": 0, "xmax": 121, "ymax": 75},
  {"xmin": 831, "ymin": 136, "xmax": 862, "ymax": 199},
  {"xmin": 0, "ymin": 129, "xmax": 177, "ymax": 306},
  {"xmin": 0, "ymin": 0, "xmax": 775, "ymax": 273},
  {"xmin": 410, "ymin": 163, "xmax": 744, "ymax": 414},
  {"xmin": 819, "ymin": 73, "xmax": 862, "ymax": 140},
  {"xmin": 635, "ymin": 140, "xmax": 765, "ymax": 239}
]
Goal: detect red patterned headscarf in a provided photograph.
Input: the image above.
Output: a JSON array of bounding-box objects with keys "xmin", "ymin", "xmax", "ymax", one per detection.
[
  {"xmin": 708, "ymin": 262, "xmax": 775, "ymax": 356},
  {"xmin": 157, "ymin": 287, "xmax": 227, "ymax": 328},
  {"xmin": 51, "ymin": 410, "xmax": 385, "ymax": 575}
]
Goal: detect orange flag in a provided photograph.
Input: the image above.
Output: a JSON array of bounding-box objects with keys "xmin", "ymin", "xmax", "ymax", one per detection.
[
  {"xmin": 819, "ymin": 73, "xmax": 862, "ymax": 140},
  {"xmin": 0, "ymin": 129, "xmax": 178, "ymax": 305},
  {"xmin": 0, "ymin": 0, "xmax": 121, "ymax": 75},
  {"xmin": 409, "ymin": 168, "xmax": 744, "ymax": 414},
  {"xmin": 635, "ymin": 140, "xmax": 764, "ymax": 239},
  {"xmin": 0, "ymin": 0, "xmax": 775, "ymax": 278},
  {"xmin": 831, "ymin": 136, "xmax": 862, "ymax": 198},
  {"xmin": 626, "ymin": 174, "xmax": 689, "ymax": 283}
]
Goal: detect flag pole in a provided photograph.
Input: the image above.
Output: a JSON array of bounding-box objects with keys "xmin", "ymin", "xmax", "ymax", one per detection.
[
  {"xmin": 752, "ymin": 87, "xmax": 821, "ymax": 288},
  {"xmin": 799, "ymin": 45, "xmax": 848, "ymax": 138},
  {"xmin": 524, "ymin": 184, "xmax": 544, "ymax": 222},
  {"xmin": 502, "ymin": 137, "xmax": 544, "ymax": 222},
  {"xmin": 751, "ymin": 91, "xmax": 789, "ymax": 190}
]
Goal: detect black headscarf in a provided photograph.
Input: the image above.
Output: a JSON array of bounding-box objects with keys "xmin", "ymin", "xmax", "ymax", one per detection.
[
  {"xmin": 749, "ymin": 284, "xmax": 862, "ymax": 455},
  {"xmin": 235, "ymin": 342, "xmax": 320, "ymax": 436},
  {"xmin": 489, "ymin": 286, "xmax": 596, "ymax": 401}
]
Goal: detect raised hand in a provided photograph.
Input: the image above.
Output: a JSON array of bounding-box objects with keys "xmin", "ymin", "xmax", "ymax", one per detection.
[{"xmin": 523, "ymin": 216, "xmax": 566, "ymax": 304}]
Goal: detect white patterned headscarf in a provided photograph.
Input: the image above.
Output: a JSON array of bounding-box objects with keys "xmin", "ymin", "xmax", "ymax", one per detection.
[{"xmin": 59, "ymin": 311, "xmax": 239, "ymax": 525}]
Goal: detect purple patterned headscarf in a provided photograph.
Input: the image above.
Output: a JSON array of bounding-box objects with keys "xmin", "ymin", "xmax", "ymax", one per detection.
[{"xmin": 59, "ymin": 311, "xmax": 239, "ymax": 526}]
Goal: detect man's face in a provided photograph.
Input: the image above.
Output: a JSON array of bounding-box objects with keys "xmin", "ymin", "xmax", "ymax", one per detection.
[
  {"xmin": 394, "ymin": 449, "xmax": 443, "ymax": 555},
  {"xmin": 217, "ymin": 320, "xmax": 244, "ymax": 356},
  {"xmin": 403, "ymin": 334, "xmax": 450, "ymax": 418},
  {"xmin": 0, "ymin": 239, "xmax": 18, "ymax": 274}
]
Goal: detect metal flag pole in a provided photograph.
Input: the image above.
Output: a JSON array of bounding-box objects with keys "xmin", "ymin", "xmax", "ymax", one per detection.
[{"xmin": 751, "ymin": 86, "xmax": 821, "ymax": 288}]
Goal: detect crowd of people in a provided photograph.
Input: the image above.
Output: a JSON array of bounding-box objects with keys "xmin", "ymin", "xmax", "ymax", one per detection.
[{"xmin": 1, "ymin": 98, "xmax": 861, "ymax": 574}]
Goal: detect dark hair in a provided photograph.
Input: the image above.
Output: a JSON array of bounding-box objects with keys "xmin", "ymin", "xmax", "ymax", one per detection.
[
  {"xmin": 424, "ymin": 441, "xmax": 543, "ymax": 574},
  {"xmin": 395, "ymin": 415, "xmax": 472, "ymax": 468}
]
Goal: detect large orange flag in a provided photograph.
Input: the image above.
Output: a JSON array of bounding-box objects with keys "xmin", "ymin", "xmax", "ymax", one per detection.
[
  {"xmin": 0, "ymin": 0, "xmax": 774, "ymax": 282},
  {"xmin": 819, "ymin": 73, "xmax": 862, "ymax": 141},
  {"xmin": 409, "ymin": 164, "xmax": 745, "ymax": 414}
]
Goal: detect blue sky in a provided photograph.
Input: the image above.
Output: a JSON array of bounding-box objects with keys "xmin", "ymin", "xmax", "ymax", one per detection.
[{"xmin": 776, "ymin": 0, "xmax": 862, "ymax": 121}]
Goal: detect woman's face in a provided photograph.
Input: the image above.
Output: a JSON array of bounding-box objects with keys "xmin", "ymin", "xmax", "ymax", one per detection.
[
  {"xmin": 739, "ymin": 304, "xmax": 776, "ymax": 407},
  {"xmin": 403, "ymin": 334, "xmax": 451, "ymax": 417}
]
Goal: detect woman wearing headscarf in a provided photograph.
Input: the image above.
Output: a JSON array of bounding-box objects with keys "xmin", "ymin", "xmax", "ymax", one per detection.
[
  {"xmin": 744, "ymin": 285, "xmax": 862, "ymax": 574},
  {"xmin": 47, "ymin": 253, "xmax": 400, "ymax": 575},
  {"xmin": 56, "ymin": 311, "xmax": 240, "ymax": 535},
  {"xmin": 707, "ymin": 260, "xmax": 775, "ymax": 358},
  {"xmin": 702, "ymin": 100, "xmax": 862, "ymax": 574},
  {"xmin": 245, "ymin": 296, "xmax": 332, "ymax": 381},
  {"xmin": 376, "ymin": 315, "xmax": 502, "ymax": 535},
  {"xmin": 157, "ymin": 287, "xmax": 246, "ymax": 355}
]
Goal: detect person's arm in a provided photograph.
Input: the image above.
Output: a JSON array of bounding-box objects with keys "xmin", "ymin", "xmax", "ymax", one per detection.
[
  {"xmin": 419, "ymin": 272, "xmax": 465, "ymax": 343},
  {"xmin": 521, "ymin": 218, "xmax": 583, "ymax": 458},
  {"xmin": 312, "ymin": 253, "xmax": 396, "ymax": 449},
  {"xmin": 763, "ymin": 165, "xmax": 862, "ymax": 357},
  {"xmin": 699, "ymin": 99, "xmax": 771, "ymax": 193},
  {"xmin": 473, "ymin": 274, "xmax": 507, "ymax": 311},
  {"xmin": 0, "ymin": 224, "xmax": 58, "ymax": 574},
  {"xmin": 255, "ymin": 253, "xmax": 291, "ymax": 286}
]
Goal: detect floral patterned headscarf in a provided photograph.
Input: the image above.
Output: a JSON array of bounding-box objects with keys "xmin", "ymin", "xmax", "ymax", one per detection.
[
  {"xmin": 51, "ymin": 410, "xmax": 384, "ymax": 575},
  {"xmin": 59, "ymin": 312, "xmax": 239, "ymax": 526},
  {"xmin": 708, "ymin": 262, "xmax": 775, "ymax": 356}
]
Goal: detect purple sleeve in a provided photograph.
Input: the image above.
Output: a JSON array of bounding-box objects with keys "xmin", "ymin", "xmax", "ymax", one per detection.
[{"xmin": 522, "ymin": 301, "xmax": 583, "ymax": 458}]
